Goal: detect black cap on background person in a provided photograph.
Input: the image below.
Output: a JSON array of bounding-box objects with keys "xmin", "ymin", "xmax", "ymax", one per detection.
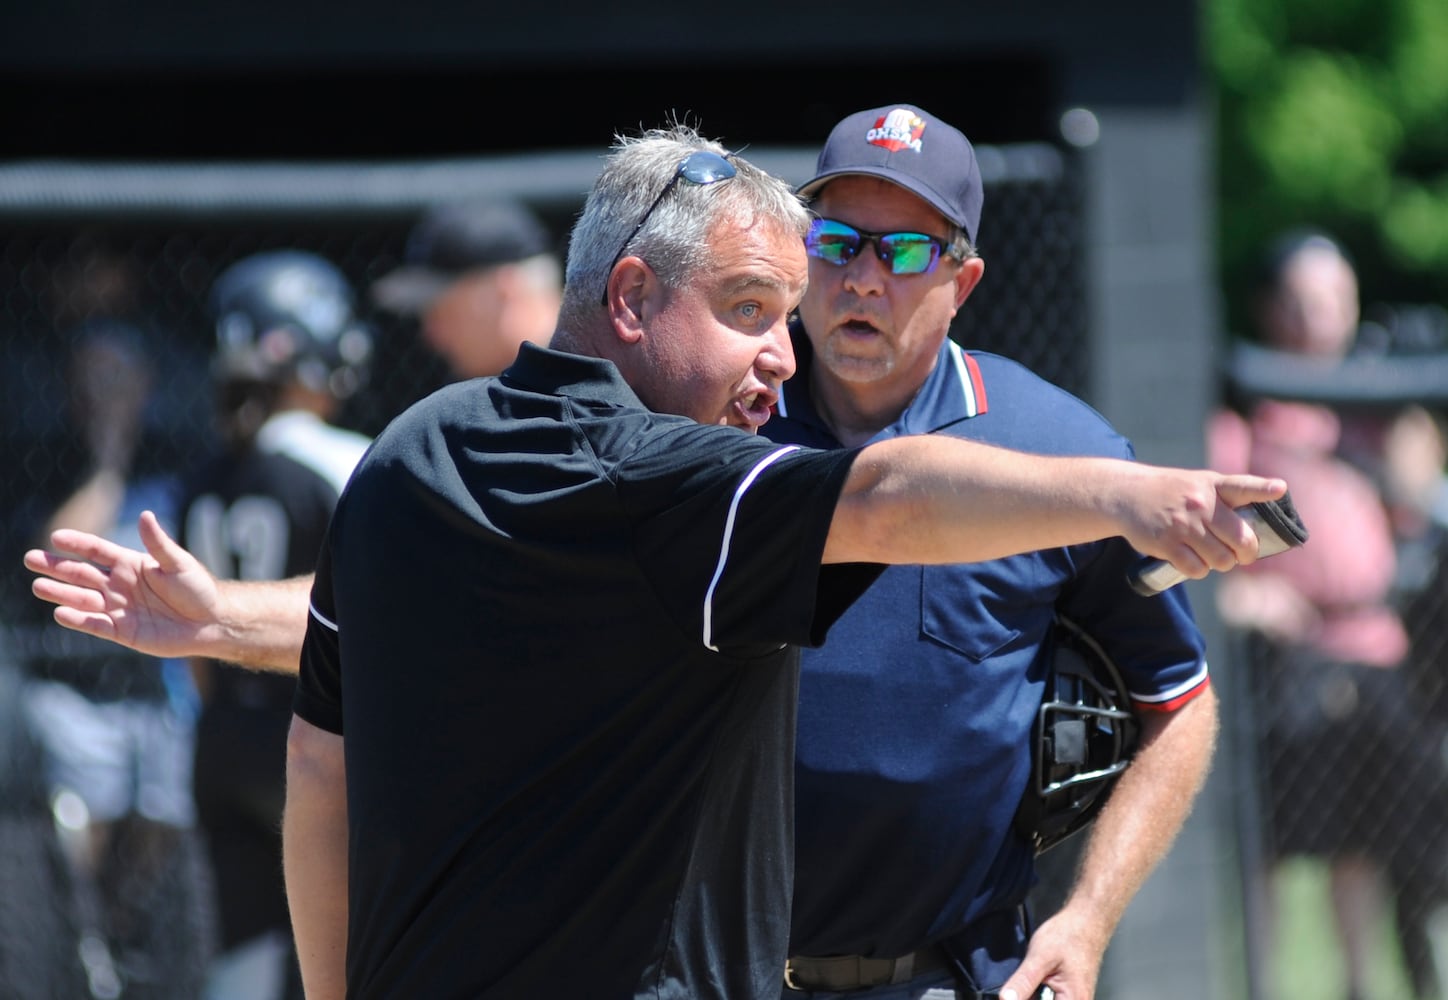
[{"xmin": 372, "ymin": 199, "xmax": 563, "ymax": 379}]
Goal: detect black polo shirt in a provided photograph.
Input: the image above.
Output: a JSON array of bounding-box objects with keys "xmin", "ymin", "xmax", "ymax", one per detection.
[{"xmin": 294, "ymin": 344, "xmax": 879, "ymax": 999}]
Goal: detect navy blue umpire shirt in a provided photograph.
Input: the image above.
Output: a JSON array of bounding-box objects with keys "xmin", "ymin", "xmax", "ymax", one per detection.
[
  {"xmin": 293, "ymin": 343, "xmax": 884, "ymax": 999},
  {"xmin": 767, "ymin": 329, "xmax": 1208, "ymax": 966}
]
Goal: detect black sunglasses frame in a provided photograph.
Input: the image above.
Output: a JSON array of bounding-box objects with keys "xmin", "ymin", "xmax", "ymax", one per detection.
[
  {"xmin": 805, "ymin": 217, "xmax": 970, "ymax": 275},
  {"xmin": 600, "ymin": 150, "xmax": 737, "ymax": 305}
]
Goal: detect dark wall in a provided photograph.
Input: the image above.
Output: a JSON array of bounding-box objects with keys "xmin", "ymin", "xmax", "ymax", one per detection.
[
  {"xmin": 3, "ymin": 60, "xmax": 1053, "ymax": 160},
  {"xmin": 1, "ymin": 1, "xmax": 1197, "ymax": 159}
]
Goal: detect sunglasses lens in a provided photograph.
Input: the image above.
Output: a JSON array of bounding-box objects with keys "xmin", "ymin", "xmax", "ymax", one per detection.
[
  {"xmin": 679, "ymin": 150, "xmax": 738, "ymax": 185},
  {"xmin": 879, "ymin": 234, "xmax": 941, "ymax": 275},
  {"xmin": 805, "ymin": 220, "xmax": 946, "ymax": 274},
  {"xmin": 806, "ymin": 219, "xmax": 862, "ymax": 266}
]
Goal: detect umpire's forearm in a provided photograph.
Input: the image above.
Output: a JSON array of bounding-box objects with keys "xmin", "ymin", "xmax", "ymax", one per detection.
[{"xmin": 1060, "ymin": 686, "xmax": 1220, "ymax": 935}]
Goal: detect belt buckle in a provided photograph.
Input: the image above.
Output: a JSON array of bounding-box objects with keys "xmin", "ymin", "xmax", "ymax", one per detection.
[
  {"xmin": 783, "ymin": 955, "xmax": 889, "ymax": 992},
  {"xmin": 783, "ymin": 959, "xmax": 804, "ymax": 992},
  {"xmin": 782, "ymin": 952, "xmax": 938, "ymax": 992}
]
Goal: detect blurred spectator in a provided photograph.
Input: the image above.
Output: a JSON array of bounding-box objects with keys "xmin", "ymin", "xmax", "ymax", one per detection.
[
  {"xmin": 41, "ymin": 232, "xmax": 144, "ymax": 332},
  {"xmin": 181, "ymin": 250, "xmax": 373, "ymax": 1000},
  {"xmin": 1210, "ymin": 229, "xmax": 1445, "ymax": 1000},
  {"xmin": 370, "ymin": 198, "xmax": 561, "ymax": 380},
  {"xmin": 19, "ymin": 320, "xmax": 215, "ymax": 1000}
]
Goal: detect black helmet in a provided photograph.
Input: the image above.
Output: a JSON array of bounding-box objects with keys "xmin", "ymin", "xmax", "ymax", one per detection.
[
  {"xmin": 1013, "ymin": 614, "xmax": 1141, "ymax": 855},
  {"xmin": 209, "ymin": 250, "xmax": 373, "ymax": 399}
]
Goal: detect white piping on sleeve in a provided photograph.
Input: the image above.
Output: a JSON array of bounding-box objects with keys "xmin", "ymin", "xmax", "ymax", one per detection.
[
  {"xmin": 1131, "ymin": 660, "xmax": 1209, "ymax": 705},
  {"xmin": 702, "ymin": 446, "xmax": 801, "ymax": 652},
  {"xmin": 309, "ymin": 601, "xmax": 339, "ymax": 633}
]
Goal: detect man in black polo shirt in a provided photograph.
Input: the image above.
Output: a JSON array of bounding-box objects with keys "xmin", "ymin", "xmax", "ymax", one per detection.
[{"xmin": 29, "ymin": 124, "xmax": 1286, "ymax": 999}]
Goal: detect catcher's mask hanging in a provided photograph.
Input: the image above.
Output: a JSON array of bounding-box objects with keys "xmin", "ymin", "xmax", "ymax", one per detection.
[{"xmin": 1014, "ymin": 614, "xmax": 1141, "ymax": 855}]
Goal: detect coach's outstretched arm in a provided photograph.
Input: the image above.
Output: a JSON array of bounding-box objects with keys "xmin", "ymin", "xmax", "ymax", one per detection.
[
  {"xmin": 24, "ymin": 509, "xmax": 312, "ymax": 672},
  {"xmin": 826, "ymin": 434, "xmax": 1285, "ymax": 571},
  {"xmin": 24, "ymin": 443, "xmax": 1285, "ymax": 675}
]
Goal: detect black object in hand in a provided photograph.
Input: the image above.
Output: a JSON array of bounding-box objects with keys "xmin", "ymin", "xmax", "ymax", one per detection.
[{"xmin": 1127, "ymin": 491, "xmax": 1308, "ymax": 597}]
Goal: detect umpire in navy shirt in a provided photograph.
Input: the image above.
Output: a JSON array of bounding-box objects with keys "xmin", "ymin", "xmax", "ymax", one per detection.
[{"xmin": 768, "ymin": 105, "xmax": 1218, "ymax": 1000}]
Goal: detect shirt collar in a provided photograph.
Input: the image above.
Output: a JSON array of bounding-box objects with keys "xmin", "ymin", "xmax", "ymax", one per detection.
[{"xmin": 505, "ymin": 341, "xmax": 646, "ymax": 411}]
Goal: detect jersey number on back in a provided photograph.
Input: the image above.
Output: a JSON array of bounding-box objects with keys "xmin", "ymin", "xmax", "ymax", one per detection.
[{"xmin": 186, "ymin": 494, "xmax": 292, "ymax": 581}]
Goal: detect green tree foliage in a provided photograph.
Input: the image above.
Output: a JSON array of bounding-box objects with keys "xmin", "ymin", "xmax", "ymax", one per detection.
[{"xmin": 1207, "ymin": 0, "xmax": 1448, "ymax": 335}]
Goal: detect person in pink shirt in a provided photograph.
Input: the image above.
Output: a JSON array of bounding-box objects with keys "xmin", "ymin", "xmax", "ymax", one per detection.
[{"xmin": 1209, "ymin": 229, "xmax": 1433, "ymax": 1000}]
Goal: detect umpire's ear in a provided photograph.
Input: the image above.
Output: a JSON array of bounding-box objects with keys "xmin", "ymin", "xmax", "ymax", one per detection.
[{"xmin": 952, "ymin": 256, "xmax": 985, "ymax": 313}]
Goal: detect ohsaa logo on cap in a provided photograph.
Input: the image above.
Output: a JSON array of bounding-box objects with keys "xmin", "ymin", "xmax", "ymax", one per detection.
[{"xmin": 865, "ymin": 109, "xmax": 926, "ymax": 154}]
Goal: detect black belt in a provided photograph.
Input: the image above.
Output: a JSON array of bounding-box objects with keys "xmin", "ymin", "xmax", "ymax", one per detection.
[
  {"xmin": 783, "ymin": 947, "xmax": 951, "ymax": 992},
  {"xmin": 784, "ymin": 907, "xmax": 1044, "ymax": 996},
  {"xmin": 784, "ymin": 952, "xmax": 1051, "ymax": 998}
]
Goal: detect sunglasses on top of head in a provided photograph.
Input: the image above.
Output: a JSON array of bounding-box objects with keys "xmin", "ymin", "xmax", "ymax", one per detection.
[
  {"xmin": 805, "ymin": 218, "xmax": 969, "ymax": 276},
  {"xmin": 600, "ymin": 149, "xmax": 737, "ymax": 305}
]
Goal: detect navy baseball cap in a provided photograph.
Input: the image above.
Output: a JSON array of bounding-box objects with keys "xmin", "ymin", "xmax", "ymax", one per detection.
[
  {"xmin": 371, "ymin": 199, "xmax": 554, "ymax": 313},
  {"xmin": 797, "ymin": 104, "xmax": 983, "ymax": 244}
]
